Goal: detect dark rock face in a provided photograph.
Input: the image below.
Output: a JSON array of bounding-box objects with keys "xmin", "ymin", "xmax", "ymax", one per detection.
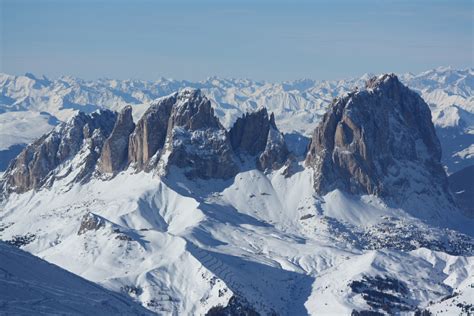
[
  {"xmin": 168, "ymin": 89, "xmax": 221, "ymax": 131},
  {"xmin": 2, "ymin": 110, "xmax": 116, "ymax": 193},
  {"xmin": 349, "ymin": 275, "xmax": 426, "ymax": 314},
  {"xmin": 305, "ymin": 74, "xmax": 452, "ymax": 204},
  {"xmin": 257, "ymin": 121, "xmax": 289, "ymax": 171},
  {"xmin": 351, "ymin": 310, "xmax": 384, "ymax": 316},
  {"xmin": 229, "ymin": 108, "xmax": 272, "ymax": 156},
  {"xmin": 98, "ymin": 106, "xmax": 135, "ymax": 174},
  {"xmin": 164, "ymin": 89, "xmax": 238, "ymax": 179},
  {"xmin": 449, "ymin": 165, "xmax": 474, "ymax": 217},
  {"xmin": 229, "ymin": 108, "xmax": 289, "ymax": 171},
  {"xmin": 206, "ymin": 296, "xmax": 260, "ymax": 316},
  {"xmin": 128, "ymin": 95, "xmax": 175, "ymax": 170},
  {"xmin": 5, "ymin": 233, "xmax": 36, "ymax": 248},
  {"xmin": 78, "ymin": 212, "xmax": 105, "ymax": 235}
]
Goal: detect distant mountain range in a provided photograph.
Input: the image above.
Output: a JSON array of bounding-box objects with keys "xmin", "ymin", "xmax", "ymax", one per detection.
[{"xmin": 0, "ymin": 67, "xmax": 472, "ymax": 173}]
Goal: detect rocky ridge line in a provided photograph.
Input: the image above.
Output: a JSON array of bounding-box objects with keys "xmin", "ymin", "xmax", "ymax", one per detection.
[{"xmin": 1, "ymin": 89, "xmax": 289, "ymax": 194}]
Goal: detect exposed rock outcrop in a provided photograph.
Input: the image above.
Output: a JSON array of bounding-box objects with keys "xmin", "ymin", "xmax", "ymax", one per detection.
[
  {"xmin": 78, "ymin": 212, "xmax": 105, "ymax": 235},
  {"xmin": 128, "ymin": 95, "xmax": 176, "ymax": 170},
  {"xmin": 168, "ymin": 89, "xmax": 221, "ymax": 130},
  {"xmin": 206, "ymin": 296, "xmax": 260, "ymax": 316},
  {"xmin": 162, "ymin": 89, "xmax": 238, "ymax": 179},
  {"xmin": 1, "ymin": 89, "xmax": 293, "ymax": 194},
  {"xmin": 98, "ymin": 106, "xmax": 135, "ymax": 174},
  {"xmin": 2, "ymin": 110, "xmax": 116, "ymax": 193},
  {"xmin": 305, "ymin": 74, "xmax": 452, "ymax": 205},
  {"xmin": 229, "ymin": 108, "xmax": 289, "ymax": 171},
  {"xmin": 229, "ymin": 108, "xmax": 272, "ymax": 156},
  {"xmin": 258, "ymin": 118, "xmax": 289, "ymax": 171}
]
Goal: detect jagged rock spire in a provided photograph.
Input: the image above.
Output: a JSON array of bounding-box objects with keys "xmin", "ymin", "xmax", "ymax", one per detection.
[
  {"xmin": 128, "ymin": 94, "xmax": 176, "ymax": 170},
  {"xmin": 98, "ymin": 106, "xmax": 135, "ymax": 175},
  {"xmin": 229, "ymin": 108, "xmax": 289, "ymax": 171},
  {"xmin": 163, "ymin": 88, "xmax": 238, "ymax": 179},
  {"xmin": 229, "ymin": 108, "xmax": 273, "ymax": 156},
  {"xmin": 169, "ymin": 88, "xmax": 222, "ymax": 131},
  {"xmin": 2, "ymin": 110, "xmax": 116, "ymax": 193}
]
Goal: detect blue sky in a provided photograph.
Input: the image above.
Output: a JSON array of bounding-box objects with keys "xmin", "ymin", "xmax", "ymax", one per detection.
[{"xmin": 1, "ymin": 0, "xmax": 472, "ymax": 81}]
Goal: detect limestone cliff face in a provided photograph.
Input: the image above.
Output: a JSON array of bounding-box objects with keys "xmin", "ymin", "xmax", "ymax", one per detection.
[
  {"xmin": 167, "ymin": 89, "xmax": 221, "ymax": 131},
  {"xmin": 2, "ymin": 110, "xmax": 116, "ymax": 193},
  {"xmin": 229, "ymin": 108, "xmax": 289, "ymax": 171},
  {"xmin": 128, "ymin": 95, "xmax": 176, "ymax": 170},
  {"xmin": 258, "ymin": 122, "xmax": 290, "ymax": 171},
  {"xmin": 162, "ymin": 89, "xmax": 238, "ymax": 179},
  {"xmin": 229, "ymin": 108, "xmax": 272, "ymax": 156},
  {"xmin": 1, "ymin": 89, "xmax": 292, "ymax": 194},
  {"xmin": 98, "ymin": 106, "xmax": 135, "ymax": 175},
  {"xmin": 305, "ymin": 74, "xmax": 452, "ymax": 204}
]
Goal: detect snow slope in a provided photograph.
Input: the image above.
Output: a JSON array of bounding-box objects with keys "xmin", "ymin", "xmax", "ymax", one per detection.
[
  {"xmin": 0, "ymin": 241, "xmax": 153, "ymax": 315},
  {"xmin": 1, "ymin": 164, "xmax": 472, "ymax": 315}
]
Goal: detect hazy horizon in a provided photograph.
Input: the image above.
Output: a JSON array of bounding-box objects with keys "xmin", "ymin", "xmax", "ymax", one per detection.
[{"xmin": 1, "ymin": 65, "xmax": 471, "ymax": 84}]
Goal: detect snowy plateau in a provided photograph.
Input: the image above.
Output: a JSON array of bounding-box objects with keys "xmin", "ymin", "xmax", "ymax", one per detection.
[{"xmin": 0, "ymin": 68, "xmax": 472, "ymax": 316}]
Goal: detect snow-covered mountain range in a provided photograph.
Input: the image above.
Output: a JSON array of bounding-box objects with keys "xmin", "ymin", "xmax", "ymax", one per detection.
[
  {"xmin": 0, "ymin": 70, "xmax": 473, "ymax": 315},
  {"xmin": 0, "ymin": 67, "xmax": 472, "ymax": 173}
]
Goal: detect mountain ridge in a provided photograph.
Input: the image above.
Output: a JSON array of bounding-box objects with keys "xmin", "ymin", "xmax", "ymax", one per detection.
[
  {"xmin": 1, "ymin": 67, "xmax": 472, "ymax": 174},
  {"xmin": 1, "ymin": 88, "xmax": 290, "ymax": 194},
  {"xmin": 0, "ymin": 71, "xmax": 473, "ymax": 315}
]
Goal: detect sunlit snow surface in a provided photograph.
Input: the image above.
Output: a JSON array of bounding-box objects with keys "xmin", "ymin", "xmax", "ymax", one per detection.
[
  {"xmin": 0, "ymin": 241, "xmax": 153, "ymax": 315},
  {"xmin": 1, "ymin": 163, "xmax": 472, "ymax": 314}
]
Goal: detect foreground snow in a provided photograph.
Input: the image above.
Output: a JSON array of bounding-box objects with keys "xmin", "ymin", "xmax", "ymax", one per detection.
[
  {"xmin": 0, "ymin": 241, "xmax": 152, "ymax": 315},
  {"xmin": 1, "ymin": 164, "xmax": 472, "ymax": 314}
]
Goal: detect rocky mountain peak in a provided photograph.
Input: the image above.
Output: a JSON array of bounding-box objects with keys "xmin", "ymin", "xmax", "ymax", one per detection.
[
  {"xmin": 2, "ymin": 110, "xmax": 116, "ymax": 193},
  {"xmin": 229, "ymin": 108, "xmax": 289, "ymax": 171},
  {"xmin": 365, "ymin": 73, "xmax": 399, "ymax": 89},
  {"xmin": 176, "ymin": 87, "xmax": 201, "ymax": 101},
  {"xmin": 98, "ymin": 106, "xmax": 135, "ymax": 175},
  {"xmin": 128, "ymin": 94, "xmax": 176, "ymax": 170},
  {"xmin": 229, "ymin": 108, "xmax": 273, "ymax": 156},
  {"xmin": 169, "ymin": 88, "xmax": 221, "ymax": 131},
  {"xmin": 258, "ymin": 121, "xmax": 290, "ymax": 171},
  {"xmin": 162, "ymin": 89, "xmax": 238, "ymax": 179},
  {"xmin": 305, "ymin": 74, "xmax": 452, "ymax": 207}
]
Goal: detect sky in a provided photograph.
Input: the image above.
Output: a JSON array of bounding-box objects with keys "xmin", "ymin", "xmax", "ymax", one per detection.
[{"xmin": 0, "ymin": 0, "xmax": 472, "ymax": 82}]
